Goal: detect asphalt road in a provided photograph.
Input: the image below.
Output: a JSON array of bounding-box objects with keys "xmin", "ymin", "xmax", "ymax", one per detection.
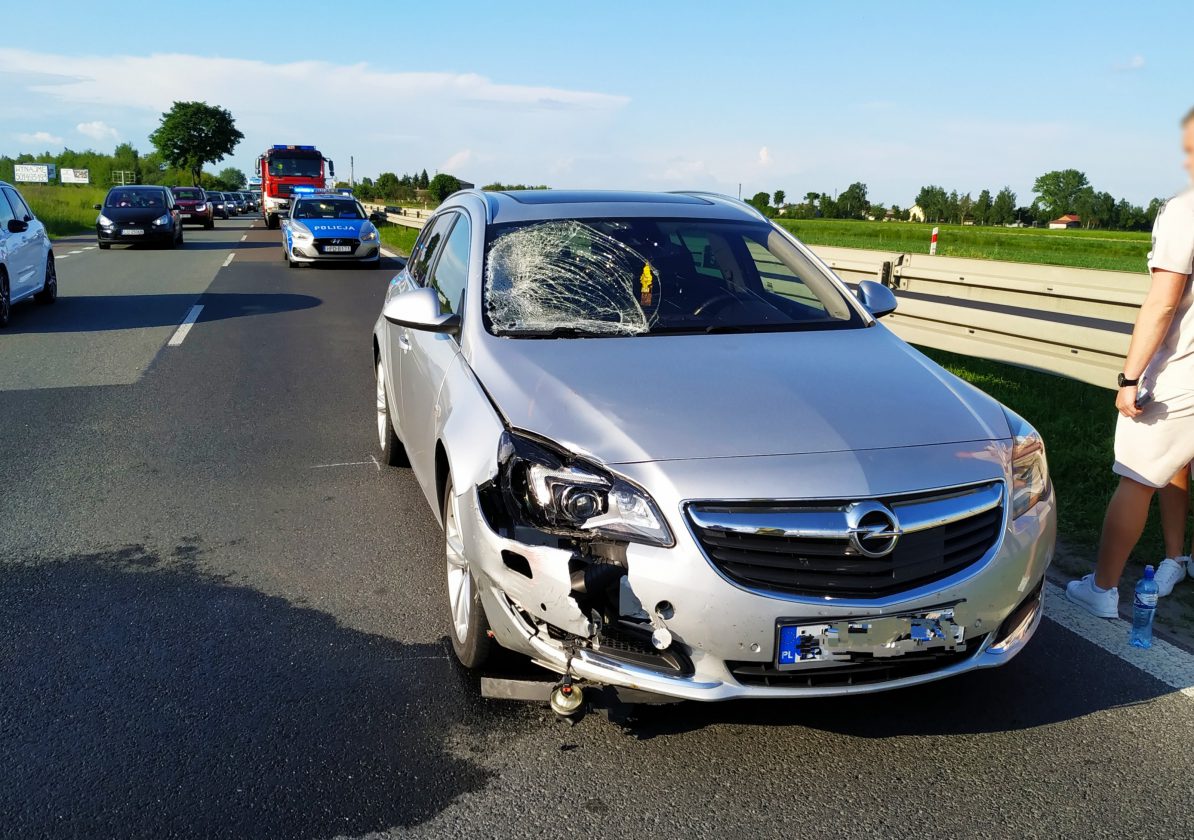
[{"xmin": 1, "ymin": 217, "xmax": 1192, "ymax": 839}]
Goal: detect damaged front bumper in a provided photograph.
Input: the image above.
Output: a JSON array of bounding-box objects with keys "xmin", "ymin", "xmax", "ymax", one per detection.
[{"xmin": 458, "ymin": 477, "xmax": 1055, "ymax": 701}]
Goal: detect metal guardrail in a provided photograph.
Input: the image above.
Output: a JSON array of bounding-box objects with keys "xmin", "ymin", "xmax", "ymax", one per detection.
[
  {"xmin": 363, "ymin": 202, "xmax": 429, "ymax": 230},
  {"xmin": 813, "ymin": 245, "xmax": 1147, "ymax": 390}
]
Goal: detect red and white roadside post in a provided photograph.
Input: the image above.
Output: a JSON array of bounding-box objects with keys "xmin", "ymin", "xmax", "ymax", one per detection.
[{"xmin": 929, "ymin": 226, "xmax": 939, "ymax": 256}]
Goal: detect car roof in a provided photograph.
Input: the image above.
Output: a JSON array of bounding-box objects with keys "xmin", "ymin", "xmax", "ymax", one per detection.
[
  {"xmin": 109, "ymin": 185, "xmax": 167, "ymax": 191},
  {"xmin": 465, "ymin": 189, "xmax": 768, "ymax": 225}
]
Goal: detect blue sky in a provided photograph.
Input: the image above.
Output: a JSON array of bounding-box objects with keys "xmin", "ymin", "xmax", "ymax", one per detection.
[{"xmin": 2, "ymin": 0, "xmax": 1191, "ymax": 206}]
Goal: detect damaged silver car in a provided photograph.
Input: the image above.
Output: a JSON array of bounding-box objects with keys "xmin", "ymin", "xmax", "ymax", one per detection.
[{"xmin": 372, "ymin": 190, "xmax": 1055, "ymax": 709}]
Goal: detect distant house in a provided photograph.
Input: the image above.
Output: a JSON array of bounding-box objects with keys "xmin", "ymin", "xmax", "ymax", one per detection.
[
  {"xmin": 908, "ymin": 204, "xmax": 926, "ymax": 223},
  {"xmin": 1048, "ymin": 214, "xmax": 1081, "ymax": 230}
]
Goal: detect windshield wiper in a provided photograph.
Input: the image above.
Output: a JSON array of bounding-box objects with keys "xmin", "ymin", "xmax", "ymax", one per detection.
[{"xmin": 495, "ymin": 326, "xmax": 604, "ymax": 338}]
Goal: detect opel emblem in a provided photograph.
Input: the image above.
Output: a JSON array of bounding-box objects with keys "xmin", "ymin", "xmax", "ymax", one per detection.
[{"xmin": 845, "ymin": 501, "xmax": 902, "ymax": 558}]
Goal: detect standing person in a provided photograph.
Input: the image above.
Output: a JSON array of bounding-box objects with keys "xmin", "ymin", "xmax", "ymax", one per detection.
[{"xmin": 1066, "ymin": 108, "xmax": 1194, "ymax": 617}]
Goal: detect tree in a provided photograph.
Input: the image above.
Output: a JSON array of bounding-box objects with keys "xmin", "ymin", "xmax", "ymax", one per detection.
[
  {"xmin": 915, "ymin": 185, "xmax": 948, "ymax": 222},
  {"xmin": 991, "ymin": 187, "xmax": 1017, "ymax": 225},
  {"xmin": 975, "ymin": 189, "xmax": 993, "ymax": 225},
  {"xmin": 374, "ymin": 172, "xmax": 402, "ymax": 198},
  {"xmin": 428, "ymin": 173, "xmax": 462, "ymax": 202},
  {"xmin": 217, "ymin": 167, "xmax": 246, "ymax": 190},
  {"xmin": 772, "ymin": 189, "xmax": 785, "ymax": 208},
  {"xmin": 1032, "ymin": 168, "xmax": 1089, "ymax": 220},
  {"xmin": 149, "ymin": 101, "xmax": 243, "ymax": 186},
  {"xmin": 869, "ymin": 204, "xmax": 887, "ymax": 221},
  {"xmin": 747, "ymin": 191, "xmax": 771, "ymax": 212},
  {"xmin": 418, "ymin": 169, "xmax": 430, "ymax": 189},
  {"xmin": 837, "ymin": 182, "xmax": 868, "ymax": 219},
  {"xmin": 958, "ymin": 193, "xmax": 974, "ymax": 223}
]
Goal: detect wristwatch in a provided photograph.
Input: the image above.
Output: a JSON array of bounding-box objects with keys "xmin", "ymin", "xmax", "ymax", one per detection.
[{"xmin": 1118, "ymin": 373, "xmax": 1139, "ymax": 388}]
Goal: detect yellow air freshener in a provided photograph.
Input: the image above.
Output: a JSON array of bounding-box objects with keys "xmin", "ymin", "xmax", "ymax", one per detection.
[{"xmin": 639, "ymin": 263, "xmax": 653, "ymax": 307}]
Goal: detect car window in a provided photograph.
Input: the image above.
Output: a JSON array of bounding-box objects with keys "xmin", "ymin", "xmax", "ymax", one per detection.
[
  {"xmin": 0, "ymin": 191, "xmax": 16, "ymax": 226},
  {"xmin": 427, "ymin": 214, "xmax": 470, "ymax": 316},
  {"xmin": 4, "ymin": 187, "xmax": 32, "ymax": 220},
  {"xmin": 291, "ymin": 198, "xmax": 364, "ymax": 220},
  {"xmin": 174, "ymin": 188, "xmax": 203, "ymax": 200},
  {"xmin": 483, "ymin": 217, "xmax": 860, "ymax": 337},
  {"xmin": 408, "ymin": 213, "xmax": 455, "ymax": 286}
]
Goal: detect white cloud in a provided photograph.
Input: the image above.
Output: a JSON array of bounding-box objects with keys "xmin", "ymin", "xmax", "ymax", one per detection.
[
  {"xmin": 439, "ymin": 149, "xmax": 473, "ymax": 174},
  {"xmin": 15, "ymin": 130, "xmax": 63, "ymax": 146},
  {"xmin": 76, "ymin": 120, "xmax": 118, "ymax": 141},
  {"xmin": 757, "ymin": 145, "xmax": 772, "ymax": 167},
  {"xmin": 1114, "ymin": 54, "xmax": 1146, "ymax": 72}
]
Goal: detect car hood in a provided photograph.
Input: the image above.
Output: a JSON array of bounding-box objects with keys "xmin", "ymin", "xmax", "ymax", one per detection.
[
  {"xmin": 469, "ymin": 325, "xmax": 1010, "ymax": 465},
  {"xmin": 101, "ymin": 206, "xmax": 170, "ymax": 223},
  {"xmin": 293, "ymin": 219, "xmax": 370, "ymax": 236}
]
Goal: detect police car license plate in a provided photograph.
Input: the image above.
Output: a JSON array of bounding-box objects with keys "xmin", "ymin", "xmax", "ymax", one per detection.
[
  {"xmin": 121, "ymin": 229, "xmax": 144, "ymax": 236},
  {"xmin": 323, "ymin": 245, "xmax": 351, "ymax": 253}
]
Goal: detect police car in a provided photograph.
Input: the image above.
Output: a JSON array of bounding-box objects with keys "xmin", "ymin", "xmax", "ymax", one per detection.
[{"xmin": 281, "ymin": 189, "xmax": 383, "ymax": 268}]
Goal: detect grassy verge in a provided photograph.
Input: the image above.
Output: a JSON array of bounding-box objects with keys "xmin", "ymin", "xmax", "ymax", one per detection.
[
  {"xmin": 780, "ymin": 218, "xmax": 1150, "ymax": 273},
  {"xmin": 19, "ymin": 185, "xmax": 106, "ymax": 238},
  {"xmin": 920, "ymin": 348, "xmax": 1194, "ymax": 634},
  {"xmin": 378, "ymin": 224, "xmax": 420, "ymax": 257}
]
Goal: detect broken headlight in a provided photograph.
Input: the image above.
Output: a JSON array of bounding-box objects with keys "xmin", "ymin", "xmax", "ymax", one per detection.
[
  {"xmin": 497, "ymin": 430, "xmax": 673, "ymax": 547},
  {"xmin": 1003, "ymin": 407, "xmax": 1049, "ymax": 520}
]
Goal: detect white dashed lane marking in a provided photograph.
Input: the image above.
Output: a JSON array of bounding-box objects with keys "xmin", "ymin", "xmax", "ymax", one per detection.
[
  {"xmin": 167, "ymin": 305, "xmax": 204, "ymax": 347},
  {"xmin": 240, "ymin": 235, "xmax": 247, "ymax": 242},
  {"xmin": 1044, "ymin": 581, "xmax": 1194, "ymax": 700},
  {"xmin": 222, "ymin": 253, "xmax": 235, "ymax": 267}
]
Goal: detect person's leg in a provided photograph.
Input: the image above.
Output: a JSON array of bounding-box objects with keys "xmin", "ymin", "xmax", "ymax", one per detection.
[
  {"xmin": 1094, "ymin": 476, "xmax": 1156, "ymax": 590},
  {"xmin": 1158, "ymin": 465, "xmax": 1190, "ymax": 559}
]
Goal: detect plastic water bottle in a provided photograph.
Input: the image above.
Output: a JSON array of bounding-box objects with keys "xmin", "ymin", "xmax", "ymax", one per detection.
[{"xmin": 1130, "ymin": 565, "xmax": 1159, "ymax": 649}]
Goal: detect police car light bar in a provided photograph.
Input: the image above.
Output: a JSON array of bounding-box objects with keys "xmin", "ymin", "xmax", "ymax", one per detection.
[
  {"xmin": 292, "ymin": 186, "xmax": 317, "ymax": 194},
  {"xmin": 271, "ymin": 145, "xmax": 317, "ymax": 151}
]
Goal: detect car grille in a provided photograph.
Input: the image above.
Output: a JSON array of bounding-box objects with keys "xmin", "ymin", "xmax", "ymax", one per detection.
[
  {"xmin": 314, "ymin": 238, "xmax": 359, "ymax": 254},
  {"xmin": 688, "ymin": 482, "xmax": 1004, "ymax": 599},
  {"xmin": 727, "ymin": 634, "xmax": 990, "ymax": 688}
]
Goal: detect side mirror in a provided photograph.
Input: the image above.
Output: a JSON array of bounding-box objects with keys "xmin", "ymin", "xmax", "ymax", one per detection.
[
  {"xmin": 93, "ymin": 203, "xmax": 102, "ymax": 210},
  {"xmin": 856, "ymin": 279, "xmax": 898, "ymax": 318},
  {"xmin": 328, "ymin": 160, "xmax": 335, "ymax": 178},
  {"xmin": 7, "ymin": 218, "xmax": 28, "ymax": 234},
  {"xmin": 382, "ymin": 286, "xmax": 461, "ymax": 335}
]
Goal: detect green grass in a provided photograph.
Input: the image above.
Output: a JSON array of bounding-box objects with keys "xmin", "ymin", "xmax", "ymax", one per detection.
[
  {"xmin": 19, "ymin": 184, "xmax": 107, "ymax": 238},
  {"xmin": 779, "ymin": 218, "xmax": 1150, "ymax": 273},
  {"xmin": 926, "ymin": 346, "xmax": 1194, "ymax": 630},
  {"xmin": 378, "ymin": 224, "xmax": 420, "ymax": 256}
]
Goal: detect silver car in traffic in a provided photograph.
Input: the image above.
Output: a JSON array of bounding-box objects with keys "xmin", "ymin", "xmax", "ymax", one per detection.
[{"xmin": 372, "ymin": 190, "xmax": 1055, "ymax": 706}]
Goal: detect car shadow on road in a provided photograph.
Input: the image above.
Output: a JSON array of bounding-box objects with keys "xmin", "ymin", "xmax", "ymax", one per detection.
[
  {"xmin": 605, "ymin": 619, "xmax": 1176, "ymax": 740},
  {"xmin": 3, "ymin": 292, "xmax": 320, "ymax": 334},
  {"xmin": 0, "ymin": 548, "xmax": 497, "ymax": 838}
]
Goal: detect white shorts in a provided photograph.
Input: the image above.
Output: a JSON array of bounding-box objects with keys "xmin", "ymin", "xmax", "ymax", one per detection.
[{"xmin": 1113, "ymin": 389, "xmax": 1194, "ymax": 488}]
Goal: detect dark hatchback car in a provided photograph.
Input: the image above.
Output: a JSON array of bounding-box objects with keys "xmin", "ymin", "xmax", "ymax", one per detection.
[
  {"xmin": 95, "ymin": 186, "xmax": 183, "ymax": 249},
  {"xmin": 170, "ymin": 186, "xmax": 214, "ymax": 229},
  {"xmin": 207, "ymin": 191, "xmax": 231, "ymax": 220}
]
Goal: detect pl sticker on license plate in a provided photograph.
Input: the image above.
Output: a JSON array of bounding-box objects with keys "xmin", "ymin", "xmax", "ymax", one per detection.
[{"xmin": 776, "ymin": 608, "xmax": 966, "ymax": 667}]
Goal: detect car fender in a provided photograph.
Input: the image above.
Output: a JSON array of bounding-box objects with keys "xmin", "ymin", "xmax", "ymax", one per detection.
[{"xmin": 433, "ymin": 353, "xmax": 505, "ymax": 525}]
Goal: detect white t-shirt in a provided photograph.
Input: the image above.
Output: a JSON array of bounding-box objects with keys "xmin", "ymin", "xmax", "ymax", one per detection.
[{"xmin": 1144, "ymin": 188, "xmax": 1194, "ymax": 394}]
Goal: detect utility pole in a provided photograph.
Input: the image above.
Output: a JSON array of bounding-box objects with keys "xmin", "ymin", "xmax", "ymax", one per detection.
[
  {"xmin": 350, "ymin": 156, "xmax": 354, "ymax": 188},
  {"xmin": 738, "ymin": 182, "xmax": 741, "ymax": 200}
]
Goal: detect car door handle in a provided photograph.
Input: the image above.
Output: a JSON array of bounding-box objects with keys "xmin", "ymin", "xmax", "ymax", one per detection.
[{"xmin": 397, "ymin": 330, "xmax": 412, "ymax": 351}]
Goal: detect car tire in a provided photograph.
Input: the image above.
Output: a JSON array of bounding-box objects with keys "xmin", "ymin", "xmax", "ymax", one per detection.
[
  {"xmin": 375, "ymin": 359, "xmax": 408, "ymax": 467},
  {"xmin": 98, "ymin": 242, "xmax": 110, "ymax": 250},
  {"xmin": 35, "ymin": 254, "xmax": 57, "ymax": 305},
  {"xmin": 205, "ymin": 219, "xmax": 214, "ymax": 230},
  {"xmin": 443, "ymin": 477, "xmax": 492, "ymax": 669},
  {"xmin": 0, "ymin": 272, "xmax": 10, "ymax": 328}
]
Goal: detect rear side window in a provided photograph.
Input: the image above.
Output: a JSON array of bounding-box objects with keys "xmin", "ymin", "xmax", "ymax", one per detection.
[
  {"xmin": 428, "ymin": 215, "xmax": 471, "ymax": 315},
  {"xmin": 0, "ymin": 191, "xmax": 16, "ymax": 226},
  {"xmin": 3, "ymin": 187, "xmax": 32, "ymax": 220}
]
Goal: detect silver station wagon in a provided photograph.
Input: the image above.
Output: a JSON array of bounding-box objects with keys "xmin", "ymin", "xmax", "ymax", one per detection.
[{"xmin": 372, "ymin": 190, "xmax": 1056, "ymax": 710}]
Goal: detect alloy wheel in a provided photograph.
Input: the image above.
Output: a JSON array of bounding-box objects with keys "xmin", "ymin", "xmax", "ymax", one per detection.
[
  {"xmin": 444, "ymin": 486, "xmax": 472, "ymax": 643},
  {"xmin": 375, "ymin": 362, "xmax": 388, "ymax": 448}
]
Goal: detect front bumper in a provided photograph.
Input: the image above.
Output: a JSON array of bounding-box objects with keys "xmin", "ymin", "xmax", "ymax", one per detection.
[
  {"xmin": 178, "ymin": 208, "xmax": 212, "ymax": 225},
  {"xmin": 288, "ymin": 239, "xmax": 380, "ymax": 263},
  {"xmin": 459, "ymin": 449, "xmax": 1056, "ymax": 701},
  {"xmin": 96, "ymin": 224, "xmax": 176, "ymax": 243}
]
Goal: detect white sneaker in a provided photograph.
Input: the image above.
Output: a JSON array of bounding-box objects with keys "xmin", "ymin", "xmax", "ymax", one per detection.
[
  {"xmin": 1155, "ymin": 557, "xmax": 1189, "ymax": 597},
  {"xmin": 1065, "ymin": 574, "xmax": 1120, "ymax": 619}
]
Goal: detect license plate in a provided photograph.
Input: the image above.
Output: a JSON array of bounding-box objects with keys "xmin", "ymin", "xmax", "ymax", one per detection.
[
  {"xmin": 121, "ymin": 229, "xmax": 144, "ymax": 236},
  {"xmin": 184, "ymin": 213, "xmax": 195, "ymax": 218},
  {"xmin": 776, "ymin": 608, "xmax": 966, "ymax": 667},
  {"xmin": 322, "ymin": 245, "xmax": 351, "ymax": 253}
]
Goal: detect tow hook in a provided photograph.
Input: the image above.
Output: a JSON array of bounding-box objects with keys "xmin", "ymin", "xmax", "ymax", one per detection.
[{"xmin": 550, "ymin": 650, "xmax": 585, "ymax": 718}]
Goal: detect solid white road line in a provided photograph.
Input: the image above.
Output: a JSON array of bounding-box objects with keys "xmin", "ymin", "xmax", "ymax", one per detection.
[
  {"xmin": 222, "ymin": 253, "xmax": 235, "ymax": 267},
  {"xmin": 167, "ymin": 305, "xmax": 204, "ymax": 347},
  {"xmin": 1044, "ymin": 581, "xmax": 1194, "ymax": 700}
]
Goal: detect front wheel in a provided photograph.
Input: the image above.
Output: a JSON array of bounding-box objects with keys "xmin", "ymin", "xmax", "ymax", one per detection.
[
  {"xmin": 375, "ymin": 359, "xmax": 407, "ymax": 466},
  {"xmin": 98, "ymin": 242, "xmax": 110, "ymax": 250},
  {"xmin": 444, "ymin": 478, "xmax": 492, "ymax": 669},
  {"xmin": 0, "ymin": 273, "xmax": 10, "ymax": 328},
  {"xmin": 35, "ymin": 254, "xmax": 57, "ymax": 304}
]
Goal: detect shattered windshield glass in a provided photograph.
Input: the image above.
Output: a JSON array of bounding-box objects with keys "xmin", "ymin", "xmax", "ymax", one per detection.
[{"xmin": 483, "ymin": 218, "xmax": 863, "ymax": 337}]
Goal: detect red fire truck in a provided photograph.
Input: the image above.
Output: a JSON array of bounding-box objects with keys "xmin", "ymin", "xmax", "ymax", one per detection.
[{"xmin": 256, "ymin": 145, "xmax": 335, "ymax": 229}]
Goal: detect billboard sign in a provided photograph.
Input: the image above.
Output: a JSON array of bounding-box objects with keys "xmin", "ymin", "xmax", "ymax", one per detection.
[
  {"xmin": 60, "ymin": 168, "xmax": 90, "ymax": 184},
  {"xmin": 14, "ymin": 163, "xmax": 56, "ymax": 183}
]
